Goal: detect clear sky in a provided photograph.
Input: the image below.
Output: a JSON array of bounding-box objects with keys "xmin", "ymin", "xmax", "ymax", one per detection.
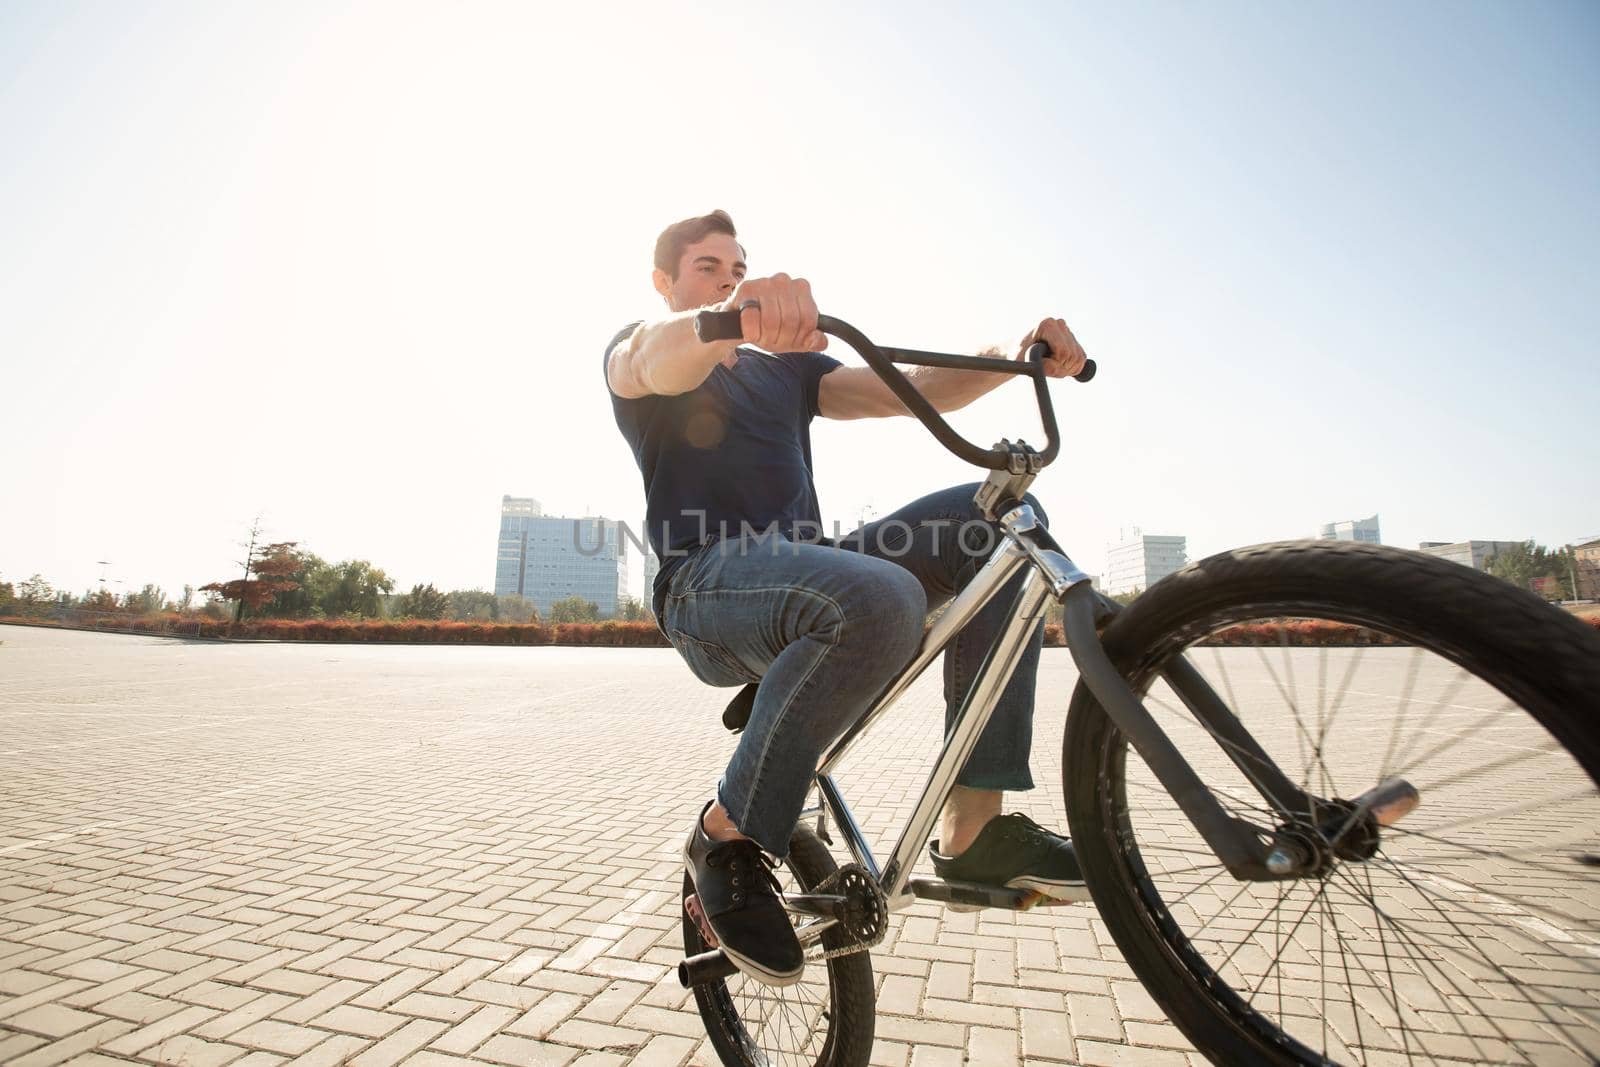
[{"xmin": 3, "ymin": 1, "xmax": 1596, "ymax": 602}]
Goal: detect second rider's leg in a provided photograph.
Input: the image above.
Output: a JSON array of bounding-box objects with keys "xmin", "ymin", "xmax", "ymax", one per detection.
[{"xmin": 838, "ymin": 484, "xmax": 1085, "ymax": 896}]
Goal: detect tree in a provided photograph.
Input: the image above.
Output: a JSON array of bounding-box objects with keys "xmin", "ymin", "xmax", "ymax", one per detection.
[
  {"xmin": 549, "ymin": 595, "xmax": 600, "ymax": 624},
  {"xmin": 80, "ymin": 587, "xmax": 119, "ymax": 612},
  {"xmin": 1487, "ymin": 541, "xmax": 1573, "ymax": 599},
  {"xmin": 317, "ymin": 560, "xmax": 394, "ymax": 618},
  {"xmin": 0, "ymin": 577, "xmax": 14, "ymax": 615},
  {"xmin": 248, "ymin": 544, "xmax": 324, "ymax": 617},
  {"xmin": 125, "ymin": 584, "xmax": 167, "ymax": 614},
  {"xmin": 447, "ymin": 589, "xmax": 499, "ymax": 621},
  {"xmin": 615, "ymin": 596, "xmax": 650, "ymax": 622},
  {"xmin": 495, "ymin": 595, "xmax": 539, "ymax": 624},
  {"xmin": 201, "ymin": 542, "xmax": 303, "ymax": 620},
  {"xmin": 18, "ymin": 574, "xmax": 56, "ymax": 616},
  {"xmin": 200, "ymin": 526, "xmax": 305, "ymax": 622},
  {"xmin": 179, "ymin": 585, "xmax": 195, "ymax": 613},
  {"xmin": 395, "ymin": 583, "xmax": 450, "ymax": 620}
]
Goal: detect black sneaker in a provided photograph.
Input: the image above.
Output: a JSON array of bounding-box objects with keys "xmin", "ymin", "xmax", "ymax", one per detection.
[
  {"xmin": 929, "ymin": 813, "xmax": 1090, "ymax": 905},
  {"xmin": 683, "ymin": 803, "xmax": 804, "ymax": 986}
]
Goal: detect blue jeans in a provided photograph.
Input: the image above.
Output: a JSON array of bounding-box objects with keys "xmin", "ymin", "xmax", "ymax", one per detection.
[{"xmin": 661, "ymin": 483, "xmax": 1050, "ymax": 856}]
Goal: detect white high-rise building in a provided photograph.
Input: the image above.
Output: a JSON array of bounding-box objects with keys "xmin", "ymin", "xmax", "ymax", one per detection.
[
  {"xmin": 641, "ymin": 548, "xmax": 660, "ymax": 606},
  {"xmin": 1104, "ymin": 529, "xmax": 1187, "ymax": 596},
  {"xmin": 494, "ymin": 495, "xmax": 628, "ymax": 616},
  {"xmin": 1417, "ymin": 540, "xmax": 1522, "ymax": 570},
  {"xmin": 1318, "ymin": 515, "xmax": 1381, "ymax": 544}
]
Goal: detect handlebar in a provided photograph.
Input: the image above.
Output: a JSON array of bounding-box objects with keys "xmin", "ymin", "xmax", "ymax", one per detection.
[{"xmin": 693, "ymin": 309, "xmax": 1093, "ymax": 472}]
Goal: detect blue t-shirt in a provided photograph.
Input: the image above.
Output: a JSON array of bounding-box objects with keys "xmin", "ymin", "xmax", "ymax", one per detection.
[{"xmin": 604, "ymin": 322, "xmax": 842, "ymax": 617}]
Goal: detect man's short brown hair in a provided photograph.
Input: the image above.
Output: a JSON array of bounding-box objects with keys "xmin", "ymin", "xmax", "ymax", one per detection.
[{"xmin": 654, "ymin": 210, "xmax": 744, "ymax": 279}]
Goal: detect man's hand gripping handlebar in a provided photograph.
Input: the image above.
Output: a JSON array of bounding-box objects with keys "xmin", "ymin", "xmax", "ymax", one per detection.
[{"xmin": 693, "ymin": 309, "xmax": 1094, "ymax": 474}]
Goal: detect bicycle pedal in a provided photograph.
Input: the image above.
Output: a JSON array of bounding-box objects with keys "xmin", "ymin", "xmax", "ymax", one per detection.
[
  {"xmin": 908, "ymin": 877, "xmax": 1033, "ymax": 912},
  {"xmin": 684, "ymin": 893, "xmax": 719, "ymax": 948}
]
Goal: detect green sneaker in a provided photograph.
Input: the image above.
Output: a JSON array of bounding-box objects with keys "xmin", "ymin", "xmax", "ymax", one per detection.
[{"xmin": 929, "ymin": 813, "xmax": 1090, "ymax": 903}]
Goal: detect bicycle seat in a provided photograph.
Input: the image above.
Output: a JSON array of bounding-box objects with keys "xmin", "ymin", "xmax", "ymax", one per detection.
[{"xmin": 723, "ymin": 683, "xmax": 758, "ymax": 733}]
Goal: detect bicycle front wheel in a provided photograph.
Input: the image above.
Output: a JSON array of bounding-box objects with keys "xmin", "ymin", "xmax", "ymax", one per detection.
[{"xmin": 1063, "ymin": 540, "xmax": 1600, "ymax": 1066}]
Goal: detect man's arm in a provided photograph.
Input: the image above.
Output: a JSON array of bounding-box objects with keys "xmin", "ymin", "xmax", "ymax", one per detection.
[
  {"xmin": 606, "ymin": 312, "xmax": 736, "ymax": 399},
  {"xmin": 817, "ymin": 317, "xmax": 1090, "ymax": 420},
  {"xmin": 815, "ymin": 359, "xmax": 1006, "ymax": 420},
  {"xmin": 607, "ymin": 274, "xmax": 829, "ymax": 399}
]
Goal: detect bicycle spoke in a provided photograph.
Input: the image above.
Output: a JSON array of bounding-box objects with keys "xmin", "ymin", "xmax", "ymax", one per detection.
[
  {"xmin": 1321, "ymin": 643, "xmax": 1366, "ymax": 752},
  {"xmin": 1318, "ymin": 876, "xmax": 1368, "ymax": 1063},
  {"xmin": 1250, "ymin": 638, "xmax": 1335, "ymax": 800},
  {"xmin": 1143, "ymin": 690, "xmax": 1296, "ymax": 823},
  {"xmin": 1333, "ymin": 866, "xmax": 1504, "ymax": 1063},
  {"xmin": 1377, "ymin": 647, "xmax": 1424, "ymax": 782},
  {"xmin": 1312, "ymin": 643, "xmax": 1334, "ymax": 799},
  {"xmin": 1361, "ymin": 862, "xmax": 1419, "ymax": 1065},
  {"xmin": 1376, "ymin": 854, "xmax": 1589, "ymax": 1055},
  {"xmin": 1382, "ymin": 823, "xmax": 1600, "ymax": 891},
  {"xmin": 1160, "ymin": 865, "xmax": 1232, "ymax": 909},
  {"xmin": 1413, "ymin": 739, "xmax": 1569, "ymax": 794},
  {"xmin": 1380, "ymin": 665, "xmax": 1474, "ymax": 779},
  {"xmin": 1216, "ymin": 874, "xmax": 1324, "ymax": 981},
  {"xmin": 1390, "ymin": 700, "xmax": 1525, "ymax": 780},
  {"xmin": 1394, "ymin": 784, "xmax": 1597, "ymax": 837}
]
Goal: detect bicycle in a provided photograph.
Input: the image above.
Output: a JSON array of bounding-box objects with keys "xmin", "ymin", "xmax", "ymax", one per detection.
[{"xmin": 673, "ymin": 309, "xmax": 1600, "ymax": 1067}]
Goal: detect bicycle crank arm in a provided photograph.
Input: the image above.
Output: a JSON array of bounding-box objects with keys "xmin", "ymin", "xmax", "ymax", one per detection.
[{"xmin": 784, "ymin": 893, "xmax": 848, "ymax": 919}]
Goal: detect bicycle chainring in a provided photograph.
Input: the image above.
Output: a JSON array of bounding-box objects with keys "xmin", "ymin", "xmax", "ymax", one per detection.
[{"xmin": 829, "ymin": 864, "xmax": 888, "ymax": 949}]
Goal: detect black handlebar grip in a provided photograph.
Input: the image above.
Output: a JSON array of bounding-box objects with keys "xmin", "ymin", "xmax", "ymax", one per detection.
[
  {"xmin": 1026, "ymin": 342, "xmax": 1097, "ymax": 383},
  {"xmin": 693, "ymin": 309, "xmax": 745, "ymax": 343}
]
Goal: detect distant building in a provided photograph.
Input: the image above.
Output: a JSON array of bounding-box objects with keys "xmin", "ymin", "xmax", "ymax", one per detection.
[
  {"xmin": 1574, "ymin": 538, "xmax": 1600, "ymax": 600},
  {"xmin": 641, "ymin": 548, "xmax": 660, "ymax": 605},
  {"xmin": 1104, "ymin": 529, "xmax": 1187, "ymax": 596},
  {"xmin": 1416, "ymin": 540, "xmax": 1523, "ymax": 571},
  {"xmin": 494, "ymin": 495, "xmax": 627, "ymax": 616},
  {"xmin": 1318, "ymin": 515, "xmax": 1381, "ymax": 544}
]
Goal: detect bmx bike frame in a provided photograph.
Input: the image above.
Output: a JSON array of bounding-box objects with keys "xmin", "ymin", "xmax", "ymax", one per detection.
[{"xmin": 679, "ymin": 310, "xmax": 1390, "ymax": 983}]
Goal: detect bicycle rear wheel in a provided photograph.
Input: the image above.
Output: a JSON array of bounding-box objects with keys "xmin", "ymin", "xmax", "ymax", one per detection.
[
  {"xmin": 683, "ymin": 823, "xmax": 875, "ymax": 1067},
  {"xmin": 1063, "ymin": 540, "xmax": 1600, "ymax": 1066}
]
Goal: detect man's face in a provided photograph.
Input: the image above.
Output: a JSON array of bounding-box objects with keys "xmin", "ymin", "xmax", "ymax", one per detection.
[{"xmin": 656, "ymin": 232, "xmax": 746, "ymax": 312}]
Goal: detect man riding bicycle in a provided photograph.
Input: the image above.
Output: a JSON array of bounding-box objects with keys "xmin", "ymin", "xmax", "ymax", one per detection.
[{"xmin": 604, "ymin": 211, "xmax": 1092, "ymax": 986}]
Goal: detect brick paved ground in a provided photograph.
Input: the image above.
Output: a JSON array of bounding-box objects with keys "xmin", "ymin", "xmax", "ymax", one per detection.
[{"xmin": 1, "ymin": 624, "xmax": 1596, "ymax": 1066}]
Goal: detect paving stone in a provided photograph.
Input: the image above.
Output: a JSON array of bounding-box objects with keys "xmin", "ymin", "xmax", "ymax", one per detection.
[
  {"xmin": 626, "ymin": 1033, "xmax": 696, "ymax": 1067},
  {"xmin": 2, "ymin": 629, "xmax": 1594, "ymax": 1067},
  {"xmin": 90, "ymin": 989, "xmax": 187, "ymax": 1024},
  {"xmin": 390, "ymin": 992, "xmax": 480, "ymax": 1023},
  {"xmin": 292, "ymin": 1033, "xmax": 374, "ymax": 1067},
  {"xmin": 312, "ymin": 1004, "xmax": 410, "ymax": 1039},
  {"xmin": 101, "ymin": 1005, "xmax": 220, "ymax": 1056},
  {"xmin": 967, "ymin": 1024, "xmax": 1020, "ymax": 1067},
  {"xmin": 4, "ymin": 1003, "xmax": 105, "ymax": 1038},
  {"xmin": 472, "ymin": 1033, "xmax": 579, "ymax": 1067},
  {"xmin": 9, "ymin": 1018, "xmax": 138, "ymax": 1067},
  {"xmin": 136, "ymin": 1033, "xmax": 253, "ymax": 1067},
  {"xmin": 348, "ymin": 1018, "xmax": 450, "ymax": 1067},
  {"xmin": 427, "ymin": 1003, "xmax": 520, "ymax": 1054},
  {"xmin": 225, "ymin": 1018, "xmax": 332, "ymax": 1055}
]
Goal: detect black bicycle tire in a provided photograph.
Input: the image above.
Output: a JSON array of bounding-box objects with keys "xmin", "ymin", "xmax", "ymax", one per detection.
[
  {"xmin": 1061, "ymin": 539, "xmax": 1600, "ymax": 1066},
  {"xmin": 683, "ymin": 823, "xmax": 876, "ymax": 1067}
]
